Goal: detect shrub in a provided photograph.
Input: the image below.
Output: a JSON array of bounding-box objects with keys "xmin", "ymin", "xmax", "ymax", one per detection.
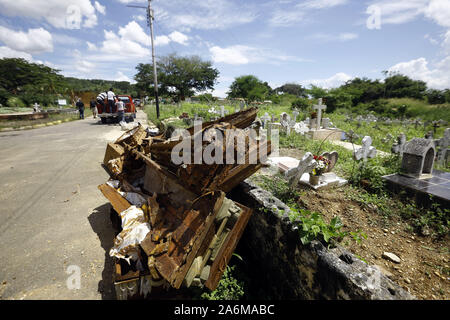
[
  {"xmin": 7, "ymin": 96, "xmax": 26, "ymax": 109},
  {"xmin": 291, "ymin": 98, "xmax": 309, "ymax": 111}
]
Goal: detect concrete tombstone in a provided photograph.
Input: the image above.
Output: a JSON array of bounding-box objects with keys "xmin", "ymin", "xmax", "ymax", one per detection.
[{"xmin": 400, "ymin": 138, "xmax": 436, "ymax": 179}]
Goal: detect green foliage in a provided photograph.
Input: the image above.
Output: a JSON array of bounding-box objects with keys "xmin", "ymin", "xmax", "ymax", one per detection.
[
  {"xmin": 0, "ymin": 58, "xmax": 67, "ymax": 106},
  {"xmin": 135, "ymin": 54, "xmax": 219, "ymax": 101},
  {"xmin": 228, "ymin": 75, "xmax": 271, "ymax": 102},
  {"xmin": 306, "ymin": 85, "xmax": 327, "ymax": 99},
  {"xmin": 201, "ymin": 265, "xmax": 244, "ymax": 300},
  {"xmin": 291, "ymin": 97, "xmax": 310, "ymax": 111},
  {"xmin": 275, "ymin": 83, "xmax": 307, "ymax": 97},
  {"xmin": 384, "ymin": 73, "xmax": 427, "ymax": 100},
  {"xmin": 289, "ymin": 209, "xmax": 347, "ymax": 245},
  {"xmin": 6, "ymin": 96, "xmax": 25, "ymax": 109},
  {"xmin": 426, "ymin": 89, "xmax": 447, "ymax": 105}
]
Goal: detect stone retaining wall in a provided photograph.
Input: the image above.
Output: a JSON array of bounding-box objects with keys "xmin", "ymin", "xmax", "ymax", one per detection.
[{"xmin": 229, "ymin": 181, "xmax": 415, "ymax": 300}]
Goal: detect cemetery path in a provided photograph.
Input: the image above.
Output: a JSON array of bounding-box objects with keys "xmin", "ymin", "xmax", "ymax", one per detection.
[
  {"xmin": 0, "ymin": 115, "xmax": 130, "ymax": 300},
  {"xmin": 329, "ymin": 140, "xmax": 391, "ymax": 157}
]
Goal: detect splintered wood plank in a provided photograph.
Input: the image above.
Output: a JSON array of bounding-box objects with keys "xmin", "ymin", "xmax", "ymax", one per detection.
[
  {"xmin": 205, "ymin": 204, "xmax": 253, "ymax": 291},
  {"xmin": 98, "ymin": 184, "xmax": 131, "ymax": 214}
]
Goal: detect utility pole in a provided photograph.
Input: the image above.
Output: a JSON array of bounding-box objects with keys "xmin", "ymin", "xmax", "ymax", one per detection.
[{"xmin": 127, "ymin": 0, "xmax": 160, "ymax": 118}]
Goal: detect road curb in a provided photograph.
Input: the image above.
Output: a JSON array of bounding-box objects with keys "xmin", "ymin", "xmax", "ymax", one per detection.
[{"xmin": 0, "ymin": 118, "xmax": 75, "ymax": 132}]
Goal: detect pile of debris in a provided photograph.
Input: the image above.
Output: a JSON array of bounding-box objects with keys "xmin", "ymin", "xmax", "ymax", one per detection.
[{"xmin": 98, "ymin": 108, "xmax": 271, "ymax": 299}]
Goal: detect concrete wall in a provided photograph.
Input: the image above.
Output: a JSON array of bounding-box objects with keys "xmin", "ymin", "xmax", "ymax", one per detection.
[{"xmin": 229, "ymin": 181, "xmax": 415, "ymax": 300}]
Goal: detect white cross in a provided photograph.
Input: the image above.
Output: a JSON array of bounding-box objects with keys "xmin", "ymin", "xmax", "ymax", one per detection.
[
  {"xmin": 313, "ymin": 98, "xmax": 327, "ymax": 130},
  {"xmin": 261, "ymin": 113, "xmax": 271, "ymax": 129},
  {"xmin": 288, "ymin": 152, "xmax": 318, "ymax": 188},
  {"xmin": 354, "ymin": 136, "xmax": 377, "ymax": 161},
  {"xmin": 436, "ymin": 128, "xmax": 449, "ymax": 165},
  {"xmin": 292, "ymin": 110, "xmax": 299, "ymax": 123},
  {"xmin": 391, "ymin": 133, "xmax": 406, "ymax": 158}
]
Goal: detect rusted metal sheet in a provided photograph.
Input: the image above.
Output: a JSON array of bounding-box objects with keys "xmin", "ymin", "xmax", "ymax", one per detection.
[
  {"xmin": 98, "ymin": 184, "xmax": 131, "ymax": 214},
  {"xmin": 98, "ymin": 108, "xmax": 264, "ymax": 298}
]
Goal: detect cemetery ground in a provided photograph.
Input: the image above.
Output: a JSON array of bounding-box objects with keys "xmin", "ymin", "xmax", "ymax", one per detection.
[{"xmin": 145, "ymin": 102, "xmax": 449, "ymax": 300}]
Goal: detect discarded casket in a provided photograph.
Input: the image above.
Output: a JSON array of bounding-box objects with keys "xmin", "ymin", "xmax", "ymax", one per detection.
[{"xmin": 98, "ymin": 108, "xmax": 271, "ymax": 299}]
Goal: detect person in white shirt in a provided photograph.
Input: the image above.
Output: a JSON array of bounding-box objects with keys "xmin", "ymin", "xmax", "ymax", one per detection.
[
  {"xmin": 116, "ymin": 98, "xmax": 125, "ymax": 122},
  {"xmin": 107, "ymin": 88, "xmax": 116, "ymax": 113}
]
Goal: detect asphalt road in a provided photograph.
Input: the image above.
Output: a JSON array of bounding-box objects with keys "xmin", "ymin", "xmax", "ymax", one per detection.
[{"xmin": 0, "ymin": 114, "xmax": 146, "ymax": 300}]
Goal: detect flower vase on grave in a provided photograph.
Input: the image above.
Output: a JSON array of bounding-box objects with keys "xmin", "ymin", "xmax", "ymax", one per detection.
[{"xmin": 309, "ymin": 174, "xmax": 320, "ymax": 185}]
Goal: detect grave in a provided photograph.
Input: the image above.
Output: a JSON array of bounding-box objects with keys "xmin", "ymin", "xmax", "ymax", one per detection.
[
  {"xmin": 383, "ymin": 137, "xmax": 450, "ymax": 207},
  {"xmin": 267, "ymin": 151, "xmax": 347, "ymax": 190},
  {"xmin": 305, "ymin": 98, "xmax": 342, "ymax": 141}
]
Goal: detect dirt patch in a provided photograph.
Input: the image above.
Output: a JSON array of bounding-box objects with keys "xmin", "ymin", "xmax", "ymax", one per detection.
[{"xmin": 296, "ymin": 186, "xmax": 449, "ymax": 300}]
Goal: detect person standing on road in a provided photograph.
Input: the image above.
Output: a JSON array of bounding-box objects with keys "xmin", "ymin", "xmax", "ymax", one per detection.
[
  {"xmin": 116, "ymin": 97, "xmax": 125, "ymax": 123},
  {"xmin": 90, "ymin": 98, "xmax": 98, "ymax": 119},
  {"xmin": 107, "ymin": 88, "xmax": 116, "ymax": 113},
  {"xmin": 76, "ymin": 98, "xmax": 85, "ymax": 119}
]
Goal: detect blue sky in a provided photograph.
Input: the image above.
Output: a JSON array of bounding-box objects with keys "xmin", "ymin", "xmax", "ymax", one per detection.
[{"xmin": 0, "ymin": 0, "xmax": 449, "ymax": 97}]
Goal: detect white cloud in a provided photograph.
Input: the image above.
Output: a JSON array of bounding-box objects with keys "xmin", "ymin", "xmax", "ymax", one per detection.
[
  {"xmin": 115, "ymin": 71, "xmax": 133, "ymax": 83},
  {"xmin": 168, "ymin": 31, "xmax": 189, "ymax": 45},
  {"xmin": 270, "ymin": 0, "xmax": 349, "ymax": 26},
  {"xmin": 366, "ymin": 0, "xmax": 450, "ymax": 28},
  {"xmin": 94, "ymin": 1, "xmax": 106, "ymax": 15},
  {"xmin": 86, "ymin": 41, "xmax": 97, "ymax": 51},
  {"xmin": 156, "ymin": 0, "xmax": 256, "ymax": 30},
  {"xmin": 210, "ymin": 45, "xmax": 310, "ymax": 65},
  {"xmin": 301, "ymin": 72, "xmax": 353, "ymax": 88},
  {"xmin": 308, "ymin": 32, "xmax": 359, "ymax": 42},
  {"xmin": 0, "ymin": 46, "xmax": 33, "ymax": 61},
  {"xmin": 388, "ymin": 56, "xmax": 450, "ymax": 89},
  {"xmin": 210, "ymin": 45, "xmax": 251, "ymax": 65},
  {"xmin": 424, "ymin": 0, "xmax": 450, "ymax": 28},
  {"xmin": 443, "ymin": 30, "xmax": 450, "ymax": 52},
  {"xmin": 0, "ymin": 26, "xmax": 53, "ymax": 54},
  {"xmin": 0, "ymin": 0, "xmax": 98, "ymax": 29}
]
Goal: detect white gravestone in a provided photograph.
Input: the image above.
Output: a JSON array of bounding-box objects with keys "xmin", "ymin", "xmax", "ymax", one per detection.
[
  {"xmin": 436, "ymin": 128, "xmax": 449, "ymax": 165},
  {"xmin": 288, "ymin": 152, "xmax": 318, "ymax": 188},
  {"xmin": 391, "ymin": 133, "xmax": 407, "ymax": 158},
  {"xmin": 354, "ymin": 136, "xmax": 377, "ymax": 161},
  {"xmin": 313, "ymin": 98, "xmax": 327, "ymax": 131}
]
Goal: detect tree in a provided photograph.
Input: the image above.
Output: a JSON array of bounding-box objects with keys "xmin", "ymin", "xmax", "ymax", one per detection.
[
  {"xmin": 275, "ymin": 83, "xmax": 307, "ymax": 97},
  {"xmin": 0, "ymin": 58, "xmax": 67, "ymax": 106},
  {"xmin": 135, "ymin": 54, "xmax": 219, "ymax": 102},
  {"xmin": 306, "ymin": 85, "xmax": 327, "ymax": 99},
  {"xmin": 426, "ymin": 89, "xmax": 446, "ymax": 105},
  {"xmin": 291, "ymin": 98, "xmax": 309, "ymax": 111},
  {"xmin": 227, "ymin": 75, "xmax": 271, "ymax": 102},
  {"xmin": 383, "ymin": 73, "xmax": 427, "ymax": 100}
]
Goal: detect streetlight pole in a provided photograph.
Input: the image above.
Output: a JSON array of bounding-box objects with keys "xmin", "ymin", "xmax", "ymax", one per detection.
[
  {"xmin": 148, "ymin": 0, "xmax": 160, "ymax": 119},
  {"xmin": 127, "ymin": 0, "xmax": 160, "ymax": 118}
]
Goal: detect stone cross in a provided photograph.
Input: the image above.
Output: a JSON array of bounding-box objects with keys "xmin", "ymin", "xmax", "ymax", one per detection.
[
  {"xmin": 391, "ymin": 133, "xmax": 407, "ymax": 158},
  {"xmin": 261, "ymin": 113, "xmax": 271, "ymax": 129},
  {"xmin": 292, "ymin": 110, "xmax": 299, "ymax": 123},
  {"xmin": 288, "ymin": 152, "xmax": 318, "ymax": 188},
  {"xmin": 432, "ymin": 121, "xmax": 440, "ymax": 134},
  {"xmin": 354, "ymin": 136, "xmax": 377, "ymax": 161},
  {"xmin": 436, "ymin": 128, "xmax": 449, "ymax": 166},
  {"xmin": 313, "ymin": 98, "xmax": 327, "ymax": 131},
  {"xmin": 346, "ymin": 129, "xmax": 360, "ymax": 143}
]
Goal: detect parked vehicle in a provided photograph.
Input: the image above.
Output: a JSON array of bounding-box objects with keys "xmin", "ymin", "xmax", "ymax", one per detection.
[{"xmin": 97, "ymin": 95, "xmax": 136, "ymax": 124}]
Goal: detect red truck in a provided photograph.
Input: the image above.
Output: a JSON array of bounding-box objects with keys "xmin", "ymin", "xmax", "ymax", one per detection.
[{"xmin": 97, "ymin": 95, "xmax": 137, "ymax": 124}]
